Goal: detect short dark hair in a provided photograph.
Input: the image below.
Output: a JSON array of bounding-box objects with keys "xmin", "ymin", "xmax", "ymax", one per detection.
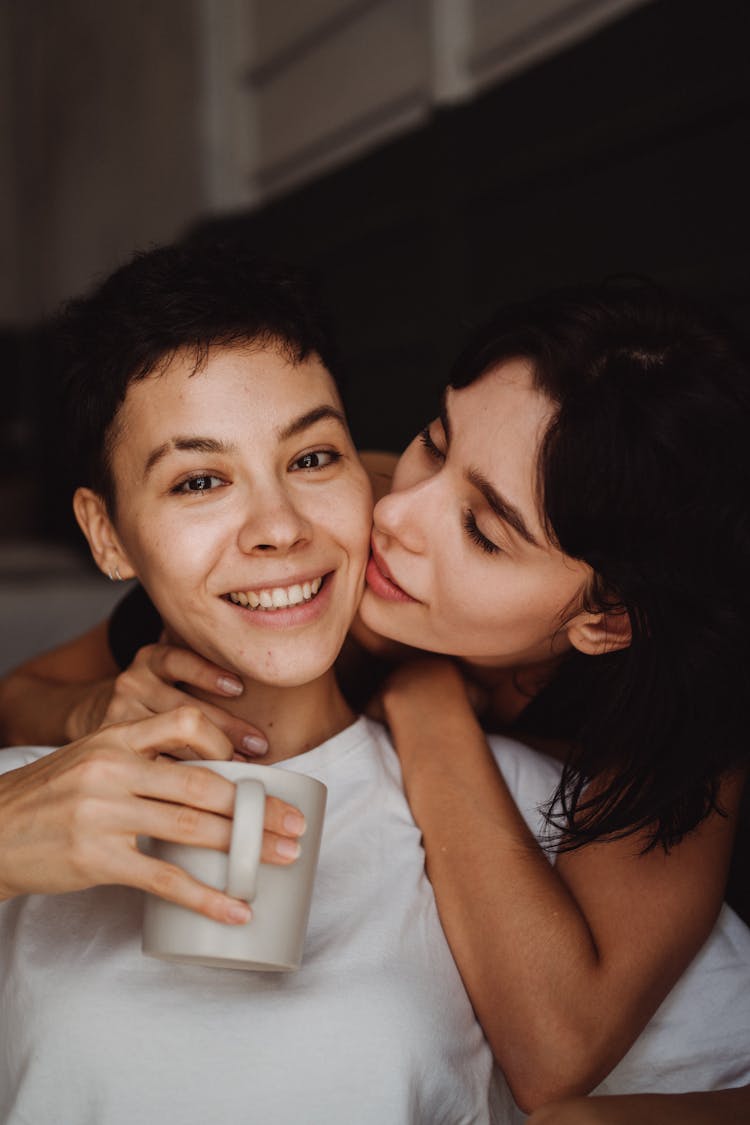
[
  {"xmin": 450, "ymin": 283, "xmax": 750, "ymax": 851},
  {"xmin": 59, "ymin": 239, "xmax": 340, "ymax": 513}
]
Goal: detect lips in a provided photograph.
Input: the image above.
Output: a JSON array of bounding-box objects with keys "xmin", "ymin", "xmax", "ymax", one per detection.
[{"xmin": 366, "ymin": 544, "xmax": 417, "ymax": 603}]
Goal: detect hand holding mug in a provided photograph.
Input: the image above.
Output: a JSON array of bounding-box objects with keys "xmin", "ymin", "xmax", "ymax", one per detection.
[{"xmin": 0, "ymin": 708, "xmax": 304, "ymax": 925}]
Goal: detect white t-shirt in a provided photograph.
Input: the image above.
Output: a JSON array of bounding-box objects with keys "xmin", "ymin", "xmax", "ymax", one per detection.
[
  {"xmin": 2, "ymin": 723, "xmax": 749, "ymax": 1123},
  {"xmin": 0, "ymin": 719, "xmax": 500, "ymax": 1125}
]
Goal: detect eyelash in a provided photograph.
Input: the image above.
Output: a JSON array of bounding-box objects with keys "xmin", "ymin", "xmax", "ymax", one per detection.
[
  {"xmin": 420, "ymin": 427, "xmax": 500, "ymax": 556},
  {"xmin": 419, "ymin": 426, "xmax": 444, "ymax": 461},
  {"xmin": 463, "ymin": 510, "xmax": 501, "ymax": 556},
  {"xmin": 171, "ymin": 473, "xmax": 225, "ymax": 495},
  {"xmin": 170, "ymin": 449, "xmax": 341, "ymax": 495},
  {"xmin": 291, "ymin": 449, "xmax": 342, "ymax": 472}
]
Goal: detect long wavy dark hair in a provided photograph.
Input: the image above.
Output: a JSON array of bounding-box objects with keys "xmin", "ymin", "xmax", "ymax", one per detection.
[{"xmin": 449, "ymin": 284, "xmax": 750, "ymax": 851}]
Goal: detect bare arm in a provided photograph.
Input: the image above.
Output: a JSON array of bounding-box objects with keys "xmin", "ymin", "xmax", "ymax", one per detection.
[
  {"xmin": 0, "ymin": 619, "xmax": 270, "ymax": 752},
  {"xmin": 381, "ymin": 658, "xmax": 744, "ymax": 1113},
  {"xmin": 527, "ymin": 1084, "xmax": 750, "ymax": 1124},
  {"xmin": 0, "ymin": 621, "xmax": 119, "ymax": 745}
]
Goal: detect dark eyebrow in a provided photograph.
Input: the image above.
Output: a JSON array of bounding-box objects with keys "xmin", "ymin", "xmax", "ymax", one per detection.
[
  {"xmin": 441, "ymin": 391, "xmax": 540, "ymax": 548},
  {"xmin": 144, "ymin": 437, "xmax": 236, "ymax": 478},
  {"xmin": 278, "ymin": 404, "xmax": 348, "ymax": 441},
  {"xmin": 143, "ymin": 407, "xmax": 347, "ymax": 479}
]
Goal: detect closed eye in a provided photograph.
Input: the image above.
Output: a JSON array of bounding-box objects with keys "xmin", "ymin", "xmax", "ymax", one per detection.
[
  {"xmin": 419, "ymin": 426, "xmax": 445, "ymax": 462},
  {"xmin": 171, "ymin": 473, "xmax": 226, "ymax": 494},
  {"xmin": 463, "ymin": 509, "xmax": 501, "ymax": 556}
]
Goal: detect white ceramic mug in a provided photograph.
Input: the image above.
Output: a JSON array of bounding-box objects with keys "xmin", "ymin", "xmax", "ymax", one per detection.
[{"xmin": 142, "ymin": 761, "xmax": 327, "ymax": 972}]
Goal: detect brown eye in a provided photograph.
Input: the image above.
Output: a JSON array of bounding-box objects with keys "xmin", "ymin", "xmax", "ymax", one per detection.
[
  {"xmin": 172, "ymin": 474, "xmax": 224, "ymax": 494},
  {"xmin": 291, "ymin": 450, "xmax": 342, "ymax": 471}
]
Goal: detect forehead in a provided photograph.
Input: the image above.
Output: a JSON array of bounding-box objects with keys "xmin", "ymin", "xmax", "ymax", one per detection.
[
  {"xmin": 113, "ymin": 343, "xmax": 341, "ymax": 441},
  {"xmin": 450, "ymin": 359, "xmax": 554, "ymax": 459},
  {"xmin": 448, "ymin": 359, "xmax": 555, "ymax": 534}
]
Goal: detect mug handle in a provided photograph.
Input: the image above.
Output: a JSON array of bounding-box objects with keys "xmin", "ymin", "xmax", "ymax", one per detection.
[{"xmin": 226, "ymin": 778, "xmax": 266, "ymax": 903}]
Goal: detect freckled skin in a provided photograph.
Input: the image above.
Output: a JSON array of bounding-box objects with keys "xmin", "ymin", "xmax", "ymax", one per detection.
[
  {"xmin": 102, "ymin": 344, "xmax": 373, "ymax": 690},
  {"xmin": 360, "ymin": 361, "xmax": 591, "ymax": 671}
]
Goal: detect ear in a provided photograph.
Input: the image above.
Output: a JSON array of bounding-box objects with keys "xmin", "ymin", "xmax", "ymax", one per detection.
[
  {"xmin": 72, "ymin": 488, "xmax": 137, "ymax": 581},
  {"xmin": 565, "ymin": 607, "xmax": 632, "ymax": 656}
]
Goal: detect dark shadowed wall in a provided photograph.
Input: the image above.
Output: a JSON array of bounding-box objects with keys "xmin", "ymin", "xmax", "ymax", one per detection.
[
  {"xmin": 4, "ymin": 0, "xmax": 749, "ymax": 541},
  {"xmin": 190, "ymin": 0, "xmax": 750, "ymax": 456}
]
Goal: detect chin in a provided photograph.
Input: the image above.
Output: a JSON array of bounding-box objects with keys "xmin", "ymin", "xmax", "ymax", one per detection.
[
  {"xmin": 252, "ymin": 667, "xmax": 334, "ymax": 689},
  {"xmin": 232, "ymin": 648, "xmax": 340, "ymax": 688},
  {"xmin": 358, "ymin": 596, "xmax": 419, "ymax": 649}
]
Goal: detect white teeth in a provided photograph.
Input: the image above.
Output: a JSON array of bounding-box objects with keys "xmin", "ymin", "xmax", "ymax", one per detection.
[{"xmin": 228, "ymin": 576, "xmax": 325, "ymax": 611}]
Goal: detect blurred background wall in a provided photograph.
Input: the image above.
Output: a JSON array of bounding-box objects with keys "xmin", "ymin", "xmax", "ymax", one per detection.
[{"xmin": 1, "ymin": 0, "xmax": 749, "ymax": 670}]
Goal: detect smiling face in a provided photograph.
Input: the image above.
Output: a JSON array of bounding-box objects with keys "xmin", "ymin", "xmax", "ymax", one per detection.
[
  {"xmin": 359, "ymin": 359, "xmax": 592, "ymax": 668},
  {"xmin": 78, "ymin": 343, "xmax": 372, "ymax": 687}
]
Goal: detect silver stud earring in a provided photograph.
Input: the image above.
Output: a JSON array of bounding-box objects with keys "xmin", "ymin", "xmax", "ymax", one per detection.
[{"xmin": 107, "ymin": 567, "xmax": 123, "ymax": 582}]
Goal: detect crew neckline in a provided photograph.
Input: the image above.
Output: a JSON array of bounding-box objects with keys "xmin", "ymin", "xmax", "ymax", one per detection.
[{"xmin": 275, "ymin": 715, "xmax": 377, "ymax": 774}]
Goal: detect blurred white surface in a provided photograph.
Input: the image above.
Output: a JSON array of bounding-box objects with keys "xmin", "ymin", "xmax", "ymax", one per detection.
[{"xmin": 0, "ymin": 541, "xmax": 127, "ymax": 675}]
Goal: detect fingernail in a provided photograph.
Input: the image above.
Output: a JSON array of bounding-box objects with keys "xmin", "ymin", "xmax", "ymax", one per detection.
[
  {"xmin": 217, "ymin": 676, "xmax": 244, "ymax": 696},
  {"xmin": 283, "ymin": 811, "xmax": 306, "ymax": 836},
  {"xmin": 242, "ymin": 735, "xmax": 269, "ymax": 755},
  {"xmin": 226, "ymin": 901, "xmax": 251, "ymax": 924},
  {"xmin": 276, "ymin": 838, "xmax": 301, "ymax": 860}
]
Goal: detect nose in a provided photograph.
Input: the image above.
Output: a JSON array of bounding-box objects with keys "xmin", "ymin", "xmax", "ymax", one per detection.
[
  {"xmin": 237, "ymin": 484, "xmax": 311, "ymax": 555},
  {"xmin": 373, "ymin": 474, "xmax": 436, "ymax": 554}
]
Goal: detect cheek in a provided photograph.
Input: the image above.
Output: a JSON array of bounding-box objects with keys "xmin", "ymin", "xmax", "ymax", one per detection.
[
  {"xmin": 133, "ymin": 556, "xmax": 199, "ymax": 617},
  {"xmin": 330, "ymin": 482, "xmax": 373, "ymax": 559},
  {"xmin": 433, "ymin": 559, "xmax": 565, "ymax": 642},
  {"xmin": 338, "ymin": 511, "xmax": 372, "ymax": 570},
  {"xmin": 441, "ymin": 586, "xmax": 500, "ymax": 637},
  {"xmin": 427, "ymin": 550, "xmax": 490, "ymax": 633},
  {"xmin": 116, "ymin": 514, "xmax": 213, "ymax": 594}
]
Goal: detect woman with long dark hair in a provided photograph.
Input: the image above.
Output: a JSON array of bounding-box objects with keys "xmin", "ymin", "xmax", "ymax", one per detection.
[{"xmin": 356, "ymin": 285, "xmax": 750, "ymax": 1109}]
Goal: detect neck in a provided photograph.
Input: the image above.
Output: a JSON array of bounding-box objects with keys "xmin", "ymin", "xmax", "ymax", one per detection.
[
  {"xmin": 459, "ymin": 655, "xmax": 574, "ymax": 762},
  {"xmin": 459, "ymin": 656, "xmax": 563, "ymax": 727},
  {"xmin": 192, "ymin": 669, "xmax": 356, "ymax": 764}
]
